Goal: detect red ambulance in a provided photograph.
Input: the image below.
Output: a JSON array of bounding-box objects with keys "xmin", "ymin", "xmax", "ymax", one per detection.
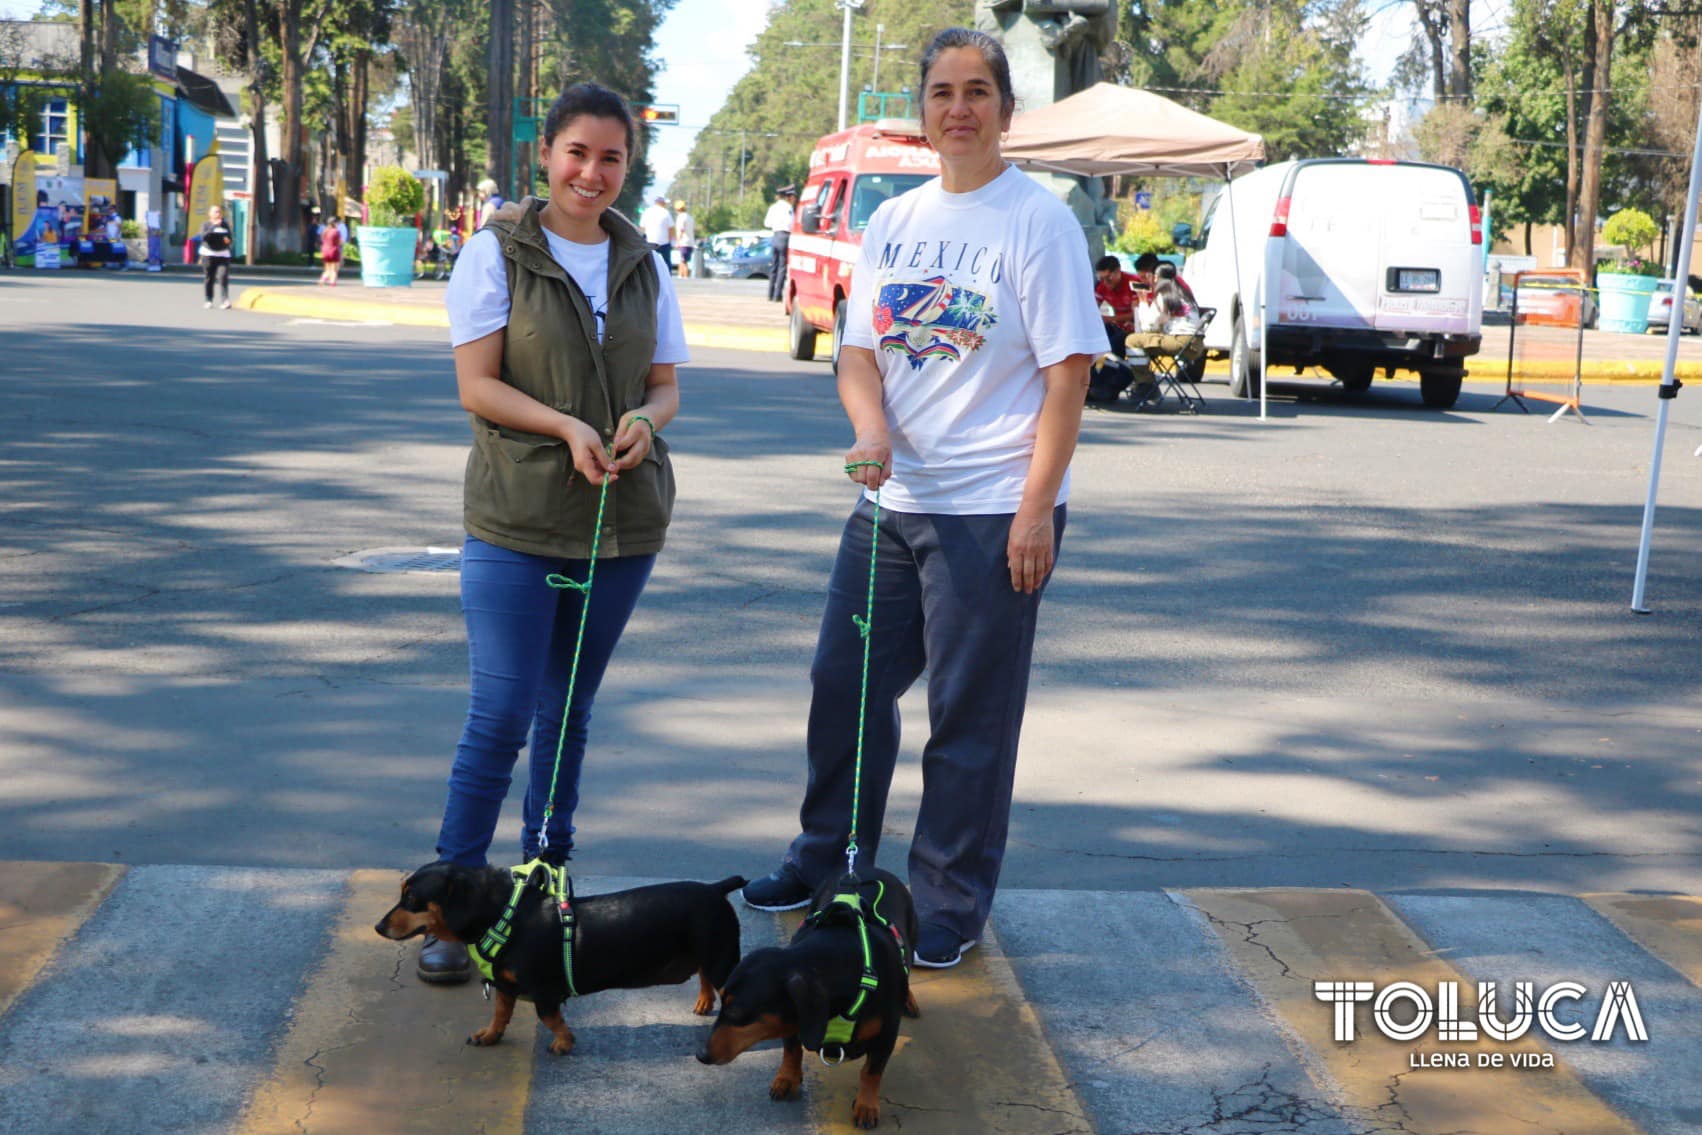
[{"xmin": 785, "ymin": 120, "xmax": 940, "ymax": 368}]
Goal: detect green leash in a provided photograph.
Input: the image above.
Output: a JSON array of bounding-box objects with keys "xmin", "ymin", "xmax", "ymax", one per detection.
[
  {"xmin": 841, "ymin": 461, "xmax": 884, "ymax": 878},
  {"xmin": 471, "ymin": 458, "xmax": 622, "ymax": 1000},
  {"xmin": 538, "ymin": 469, "xmax": 613, "ymax": 857}
]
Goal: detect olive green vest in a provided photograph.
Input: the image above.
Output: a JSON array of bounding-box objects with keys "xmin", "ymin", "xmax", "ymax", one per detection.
[{"xmin": 463, "ymin": 198, "xmax": 675, "ymax": 560}]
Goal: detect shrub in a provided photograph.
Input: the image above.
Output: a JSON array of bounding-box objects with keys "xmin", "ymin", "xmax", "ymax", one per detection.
[
  {"xmin": 119, "ymin": 219, "xmax": 142, "ymax": 239},
  {"xmin": 1602, "ymin": 208, "xmax": 1660, "ymax": 255},
  {"xmin": 364, "ymin": 166, "xmax": 425, "ymax": 228}
]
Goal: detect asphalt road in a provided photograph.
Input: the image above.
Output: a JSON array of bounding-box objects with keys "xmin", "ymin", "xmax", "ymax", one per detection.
[{"xmin": 2, "ymin": 268, "xmax": 1700, "ymax": 894}]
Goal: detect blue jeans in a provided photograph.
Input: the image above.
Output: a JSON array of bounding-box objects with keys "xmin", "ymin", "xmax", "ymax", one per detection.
[
  {"xmin": 783, "ymin": 498, "xmax": 1065, "ymax": 940},
  {"xmin": 436, "ymin": 536, "xmax": 655, "ymax": 866}
]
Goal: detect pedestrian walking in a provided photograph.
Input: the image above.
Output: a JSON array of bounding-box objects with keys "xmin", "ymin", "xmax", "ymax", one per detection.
[
  {"xmin": 318, "ymin": 217, "xmax": 344, "ymax": 286},
  {"xmin": 673, "ymin": 200, "xmax": 695, "ymax": 280},
  {"xmin": 197, "ymin": 205, "xmax": 234, "ymax": 309},
  {"xmin": 764, "ymin": 185, "xmax": 795, "ymax": 302},
  {"xmin": 420, "ymin": 81, "xmax": 689, "ymax": 985},
  {"xmin": 640, "ymin": 194, "xmax": 674, "ymax": 270},
  {"xmin": 741, "ymin": 27, "xmax": 1105, "ymax": 969}
]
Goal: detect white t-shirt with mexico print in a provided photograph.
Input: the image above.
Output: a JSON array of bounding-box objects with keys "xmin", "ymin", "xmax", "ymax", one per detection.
[
  {"xmin": 445, "ymin": 227, "xmax": 689, "ymax": 363},
  {"xmin": 840, "ymin": 164, "xmax": 1105, "ymax": 515}
]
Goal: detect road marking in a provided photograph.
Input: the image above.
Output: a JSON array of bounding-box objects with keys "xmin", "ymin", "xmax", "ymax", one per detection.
[
  {"xmin": 233, "ymin": 868, "xmax": 534, "ymax": 1135},
  {"xmin": 1183, "ymin": 888, "xmax": 1643, "ymax": 1135},
  {"xmin": 777, "ymin": 910, "xmax": 1088, "ymax": 1133},
  {"xmin": 1583, "ymin": 893, "xmax": 1702, "ymax": 988},
  {"xmin": 0, "ymin": 861, "xmax": 124, "ymax": 1020}
]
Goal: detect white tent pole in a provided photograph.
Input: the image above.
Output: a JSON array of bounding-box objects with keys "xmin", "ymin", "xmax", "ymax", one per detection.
[{"xmin": 1630, "ymin": 90, "xmax": 1702, "ymax": 614}]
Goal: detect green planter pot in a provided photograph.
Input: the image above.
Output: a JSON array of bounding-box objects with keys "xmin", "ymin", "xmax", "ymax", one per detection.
[
  {"xmin": 356, "ymin": 225, "xmax": 417, "ymax": 288},
  {"xmin": 1597, "ymin": 272, "xmax": 1658, "ymax": 334}
]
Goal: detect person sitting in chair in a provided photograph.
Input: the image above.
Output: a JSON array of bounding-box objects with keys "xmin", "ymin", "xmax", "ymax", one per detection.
[{"xmin": 1093, "ymin": 255, "xmax": 1142, "ymax": 358}]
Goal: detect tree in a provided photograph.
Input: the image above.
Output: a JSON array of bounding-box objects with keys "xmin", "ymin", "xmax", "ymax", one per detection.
[
  {"xmin": 1403, "ymin": 0, "xmax": 1472, "ymax": 103},
  {"xmin": 79, "ymin": 69, "xmax": 159, "ymax": 175},
  {"xmin": 1201, "ymin": 2, "xmax": 1371, "ymax": 161},
  {"xmin": 674, "ymin": 0, "xmax": 971, "ymax": 226}
]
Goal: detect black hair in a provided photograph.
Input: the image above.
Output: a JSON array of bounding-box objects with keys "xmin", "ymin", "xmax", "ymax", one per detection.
[
  {"xmin": 1095, "ymin": 254, "xmax": 1121, "ymax": 273},
  {"xmin": 542, "ymin": 82, "xmax": 637, "ymax": 156},
  {"xmin": 1153, "ymin": 261, "xmax": 1177, "ymax": 281},
  {"xmin": 918, "ymin": 28, "xmax": 1017, "ymax": 120},
  {"xmin": 1133, "ymin": 252, "xmax": 1160, "ymax": 274},
  {"xmin": 1153, "ymin": 276, "xmax": 1189, "ymax": 319}
]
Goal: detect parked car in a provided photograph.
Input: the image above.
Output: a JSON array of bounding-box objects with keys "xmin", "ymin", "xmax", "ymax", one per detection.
[
  {"xmin": 1647, "ymin": 278, "xmax": 1702, "ymax": 335},
  {"xmin": 702, "ymin": 230, "xmax": 773, "ymax": 279},
  {"xmin": 1181, "ymin": 158, "xmax": 1484, "ymax": 409},
  {"xmin": 1513, "ymin": 269, "xmax": 1597, "ymax": 330}
]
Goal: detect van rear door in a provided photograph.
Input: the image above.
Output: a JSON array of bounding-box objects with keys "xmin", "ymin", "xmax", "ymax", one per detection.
[{"xmin": 1274, "ymin": 162, "xmax": 1477, "ymax": 336}]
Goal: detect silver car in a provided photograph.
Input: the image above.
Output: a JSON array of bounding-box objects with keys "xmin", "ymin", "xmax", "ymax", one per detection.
[{"xmin": 1647, "ymin": 278, "xmax": 1702, "ymax": 335}]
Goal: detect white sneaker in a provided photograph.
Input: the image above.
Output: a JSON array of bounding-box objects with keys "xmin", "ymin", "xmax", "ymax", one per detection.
[
  {"xmin": 220, "ymin": 301, "xmax": 231, "ymax": 309},
  {"xmin": 204, "ymin": 301, "xmax": 212, "ymax": 309}
]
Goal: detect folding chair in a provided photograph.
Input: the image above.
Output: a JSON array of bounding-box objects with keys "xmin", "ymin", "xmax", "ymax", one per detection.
[{"xmin": 1126, "ymin": 306, "xmax": 1215, "ymax": 413}]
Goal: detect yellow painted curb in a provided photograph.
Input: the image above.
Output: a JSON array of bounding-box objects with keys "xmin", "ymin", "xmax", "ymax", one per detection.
[
  {"xmin": 0, "ymin": 861, "xmax": 125, "ymax": 1020},
  {"xmin": 773, "ymin": 911, "xmax": 1089, "ymax": 1134},
  {"xmin": 1583, "ymin": 893, "xmax": 1702, "ymax": 989},
  {"xmin": 1182, "ymin": 888, "xmax": 1642, "ymax": 1135},
  {"xmin": 236, "ymin": 288, "xmax": 830, "ymax": 355},
  {"xmin": 235, "ymin": 288, "xmax": 449, "ymax": 327},
  {"xmin": 233, "ymin": 869, "xmax": 534, "ymax": 1135}
]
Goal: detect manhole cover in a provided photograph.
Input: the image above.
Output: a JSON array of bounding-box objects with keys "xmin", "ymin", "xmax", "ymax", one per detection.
[{"xmin": 333, "ymin": 547, "xmax": 462, "ymax": 574}]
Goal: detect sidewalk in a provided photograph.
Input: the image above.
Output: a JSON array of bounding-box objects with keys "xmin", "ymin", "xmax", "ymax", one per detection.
[{"xmin": 234, "ymin": 277, "xmax": 1702, "ymax": 382}]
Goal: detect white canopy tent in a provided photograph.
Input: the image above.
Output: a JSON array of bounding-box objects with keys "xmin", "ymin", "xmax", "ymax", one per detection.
[
  {"xmin": 1002, "ymin": 82, "xmax": 1265, "ymax": 179},
  {"xmin": 1002, "ymin": 83, "xmax": 1275, "ymax": 417}
]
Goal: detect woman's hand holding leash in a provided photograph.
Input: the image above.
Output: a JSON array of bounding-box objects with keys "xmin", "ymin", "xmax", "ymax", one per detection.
[
  {"xmin": 611, "ymin": 414, "xmax": 655, "ymax": 472},
  {"xmin": 844, "ymin": 435, "xmax": 891, "ymax": 489},
  {"xmin": 562, "ymin": 417, "xmax": 619, "ymax": 485}
]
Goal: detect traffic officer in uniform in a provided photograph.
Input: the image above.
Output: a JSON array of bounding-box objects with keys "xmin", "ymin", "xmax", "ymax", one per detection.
[{"xmin": 765, "ymin": 185, "xmax": 796, "ymax": 302}]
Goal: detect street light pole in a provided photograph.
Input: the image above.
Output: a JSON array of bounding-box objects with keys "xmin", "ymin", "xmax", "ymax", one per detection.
[{"xmin": 837, "ymin": 0, "xmax": 864, "ymax": 133}]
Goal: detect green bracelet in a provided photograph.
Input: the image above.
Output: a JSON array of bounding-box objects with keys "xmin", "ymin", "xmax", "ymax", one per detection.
[{"xmin": 630, "ymin": 414, "xmax": 655, "ymax": 435}]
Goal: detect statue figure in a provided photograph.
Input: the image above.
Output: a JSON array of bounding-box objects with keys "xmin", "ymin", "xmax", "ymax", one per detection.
[
  {"xmin": 975, "ymin": 0, "xmax": 1119, "ymax": 256},
  {"xmin": 974, "ymin": 0, "xmax": 1116, "ymax": 109}
]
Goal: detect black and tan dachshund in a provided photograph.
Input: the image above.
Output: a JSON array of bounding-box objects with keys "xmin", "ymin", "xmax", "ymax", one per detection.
[
  {"xmin": 376, "ymin": 862, "xmax": 746, "ymax": 1056},
  {"xmin": 698, "ymin": 868, "xmax": 920, "ymax": 1129}
]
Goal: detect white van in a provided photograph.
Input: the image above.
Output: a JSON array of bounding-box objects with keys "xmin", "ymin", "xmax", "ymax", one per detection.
[{"xmin": 1182, "ymin": 158, "xmax": 1484, "ymax": 408}]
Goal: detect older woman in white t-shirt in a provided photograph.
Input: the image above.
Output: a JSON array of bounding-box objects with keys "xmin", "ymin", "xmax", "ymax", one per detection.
[{"xmin": 741, "ymin": 28, "xmax": 1105, "ymax": 970}]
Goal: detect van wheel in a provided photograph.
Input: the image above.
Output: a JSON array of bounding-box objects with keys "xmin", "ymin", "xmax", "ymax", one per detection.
[
  {"xmin": 830, "ymin": 299, "xmax": 847, "ymax": 376},
  {"xmin": 1229, "ymin": 313, "xmax": 1262, "ymax": 399},
  {"xmin": 1420, "ymin": 370, "xmax": 1462, "ymax": 409},
  {"xmin": 789, "ymin": 300, "xmax": 817, "ymax": 361},
  {"xmin": 1333, "ymin": 362, "xmax": 1374, "ymax": 393}
]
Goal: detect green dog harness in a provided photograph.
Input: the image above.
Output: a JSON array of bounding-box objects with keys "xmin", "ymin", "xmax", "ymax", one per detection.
[
  {"xmin": 468, "ymin": 859, "xmax": 579, "ymax": 999},
  {"xmin": 804, "ymin": 877, "xmax": 909, "ymax": 1059}
]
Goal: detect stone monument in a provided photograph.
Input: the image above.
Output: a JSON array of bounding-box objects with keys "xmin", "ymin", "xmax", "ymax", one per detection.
[{"xmin": 975, "ymin": 0, "xmax": 1119, "ymax": 255}]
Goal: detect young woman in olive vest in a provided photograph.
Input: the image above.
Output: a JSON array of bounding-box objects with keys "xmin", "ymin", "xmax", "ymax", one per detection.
[{"xmin": 423, "ymin": 82, "xmax": 688, "ymax": 983}]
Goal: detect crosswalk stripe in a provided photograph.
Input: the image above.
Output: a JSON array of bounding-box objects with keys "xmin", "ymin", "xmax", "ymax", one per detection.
[
  {"xmin": 1184, "ymin": 888, "xmax": 1644, "ymax": 1135},
  {"xmin": 1582, "ymin": 892, "xmax": 1702, "ymax": 988},
  {"xmin": 0, "ymin": 860, "xmax": 124, "ymax": 1020},
  {"xmin": 0, "ymin": 865, "xmax": 346, "ymax": 1135},
  {"xmin": 232, "ymin": 868, "xmax": 535, "ymax": 1135},
  {"xmin": 997, "ymin": 889, "xmax": 1353, "ymax": 1135},
  {"xmin": 1388, "ymin": 893, "xmax": 1702, "ymax": 1134}
]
